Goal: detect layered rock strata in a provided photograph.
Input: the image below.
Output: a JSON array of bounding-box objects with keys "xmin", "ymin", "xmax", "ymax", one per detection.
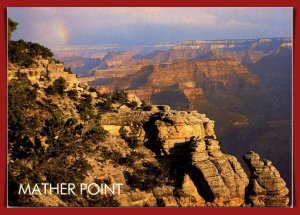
[{"xmin": 243, "ymin": 151, "xmax": 289, "ymax": 207}]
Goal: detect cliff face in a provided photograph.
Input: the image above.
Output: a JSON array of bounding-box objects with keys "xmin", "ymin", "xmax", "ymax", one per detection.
[
  {"xmin": 8, "ymin": 58, "xmax": 289, "ymax": 207},
  {"xmin": 136, "ymin": 38, "xmax": 292, "ymax": 64},
  {"xmin": 100, "ymin": 105, "xmax": 249, "ymax": 206},
  {"xmin": 96, "ymin": 60, "xmax": 259, "ymax": 107},
  {"xmin": 177, "ymin": 38, "xmax": 291, "ymax": 63},
  {"xmin": 8, "ymin": 59, "xmax": 80, "ymax": 90},
  {"xmin": 244, "ymin": 152, "xmax": 289, "ymax": 206},
  {"xmin": 99, "ymin": 100, "xmax": 289, "ymax": 207},
  {"xmin": 63, "ymin": 38, "xmax": 291, "ymax": 79}
]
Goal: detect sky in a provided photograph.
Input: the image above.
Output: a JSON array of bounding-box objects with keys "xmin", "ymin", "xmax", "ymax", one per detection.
[{"xmin": 8, "ymin": 7, "xmax": 293, "ymax": 48}]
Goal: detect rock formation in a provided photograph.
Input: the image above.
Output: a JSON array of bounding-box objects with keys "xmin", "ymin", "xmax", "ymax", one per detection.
[
  {"xmin": 101, "ymin": 101, "xmax": 289, "ymax": 207},
  {"xmin": 8, "ymin": 59, "xmax": 80, "ymax": 90},
  {"xmin": 243, "ymin": 151, "xmax": 289, "ymax": 207}
]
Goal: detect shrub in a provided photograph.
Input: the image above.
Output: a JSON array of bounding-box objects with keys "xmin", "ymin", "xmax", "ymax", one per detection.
[
  {"xmin": 122, "ymin": 161, "xmax": 169, "ymax": 191},
  {"xmin": 54, "ymin": 59, "xmax": 61, "ymax": 64},
  {"xmin": 76, "ymin": 94, "xmax": 93, "ymax": 120},
  {"xmin": 8, "ymin": 72, "xmax": 38, "ymax": 132},
  {"xmin": 127, "ymin": 136, "xmax": 139, "ymax": 149},
  {"xmin": 97, "ymin": 93, "xmax": 111, "ymax": 100},
  {"xmin": 11, "ymin": 136, "xmax": 35, "ymax": 159},
  {"xmin": 88, "ymin": 87, "xmax": 97, "ymax": 93},
  {"xmin": 8, "ymin": 18, "xmax": 18, "ymax": 41},
  {"xmin": 141, "ymin": 101, "xmax": 152, "ymax": 111},
  {"xmin": 42, "ymin": 110, "xmax": 64, "ymax": 137},
  {"xmin": 45, "ymin": 85, "xmax": 55, "ymax": 95},
  {"xmin": 95, "ymin": 100, "xmax": 113, "ymax": 113},
  {"xmin": 111, "ymin": 91, "xmax": 128, "ymax": 104},
  {"xmin": 142, "ymin": 105, "xmax": 152, "ymax": 111},
  {"xmin": 126, "ymin": 101, "xmax": 138, "ymax": 109},
  {"xmin": 156, "ymin": 198, "xmax": 166, "ymax": 207},
  {"xmin": 67, "ymin": 89, "xmax": 78, "ymax": 101},
  {"xmin": 8, "ymin": 39, "xmax": 53, "ymax": 67},
  {"xmin": 28, "ymin": 42, "xmax": 53, "ymax": 59},
  {"xmin": 53, "ymin": 77, "xmax": 67, "ymax": 95},
  {"xmin": 45, "ymin": 77, "xmax": 67, "ymax": 96},
  {"xmin": 64, "ymin": 67, "xmax": 73, "ymax": 74},
  {"xmin": 84, "ymin": 126, "xmax": 108, "ymax": 144},
  {"xmin": 110, "ymin": 151, "xmax": 126, "ymax": 165},
  {"xmin": 119, "ymin": 126, "xmax": 128, "ymax": 139}
]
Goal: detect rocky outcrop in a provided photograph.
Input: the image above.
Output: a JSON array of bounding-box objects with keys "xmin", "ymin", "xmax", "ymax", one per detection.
[
  {"xmin": 243, "ymin": 151, "xmax": 289, "ymax": 207},
  {"xmin": 150, "ymin": 111, "xmax": 215, "ymax": 152},
  {"xmin": 189, "ymin": 139, "xmax": 249, "ymax": 201},
  {"xmin": 8, "ymin": 59, "xmax": 80, "ymax": 90},
  {"xmin": 102, "ymin": 104, "xmax": 250, "ymax": 206},
  {"xmin": 143, "ymin": 110, "xmax": 249, "ymax": 206},
  {"xmin": 99, "ymin": 100, "xmax": 290, "ymax": 207}
]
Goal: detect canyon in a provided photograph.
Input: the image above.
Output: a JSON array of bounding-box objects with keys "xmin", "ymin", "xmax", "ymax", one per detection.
[
  {"xmin": 58, "ymin": 38, "xmax": 292, "ymax": 194},
  {"xmin": 8, "ymin": 52, "xmax": 290, "ymax": 207},
  {"xmin": 8, "ymin": 55, "xmax": 291, "ymax": 207},
  {"xmin": 7, "ymin": 36, "xmax": 292, "ymax": 207},
  {"xmin": 8, "ymin": 56, "xmax": 291, "ymax": 207}
]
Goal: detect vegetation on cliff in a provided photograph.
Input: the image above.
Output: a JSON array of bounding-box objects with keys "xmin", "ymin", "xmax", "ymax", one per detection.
[
  {"xmin": 8, "ymin": 39, "xmax": 53, "ymax": 67},
  {"xmin": 8, "ymin": 18, "xmax": 18, "ymax": 41},
  {"xmin": 7, "ymin": 19, "xmax": 130, "ymax": 206},
  {"xmin": 8, "ymin": 19, "xmax": 171, "ymax": 207},
  {"xmin": 8, "ymin": 70, "xmax": 107, "ymax": 206}
]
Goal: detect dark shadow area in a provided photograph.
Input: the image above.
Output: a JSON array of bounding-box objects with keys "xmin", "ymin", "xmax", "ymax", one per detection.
[
  {"xmin": 143, "ymin": 118, "xmax": 214, "ymax": 202},
  {"xmin": 168, "ymin": 139, "xmax": 214, "ymax": 202},
  {"xmin": 151, "ymin": 90, "xmax": 189, "ymax": 110},
  {"xmin": 187, "ymin": 166, "xmax": 214, "ymax": 202}
]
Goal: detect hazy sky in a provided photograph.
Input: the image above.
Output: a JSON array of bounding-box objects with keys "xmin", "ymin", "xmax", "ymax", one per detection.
[{"xmin": 8, "ymin": 7, "xmax": 293, "ymax": 48}]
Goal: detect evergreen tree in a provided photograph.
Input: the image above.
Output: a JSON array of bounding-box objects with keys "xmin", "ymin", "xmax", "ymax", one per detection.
[{"xmin": 8, "ymin": 18, "xmax": 18, "ymax": 41}]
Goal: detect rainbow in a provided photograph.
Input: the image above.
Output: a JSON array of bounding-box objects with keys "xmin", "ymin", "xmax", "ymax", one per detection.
[{"xmin": 55, "ymin": 19, "xmax": 69, "ymax": 44}]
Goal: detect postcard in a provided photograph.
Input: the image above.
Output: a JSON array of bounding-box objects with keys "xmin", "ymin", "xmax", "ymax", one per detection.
[{"xmin": 7, "ymin": 7, "xmax": 293, "ymax": 207}]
